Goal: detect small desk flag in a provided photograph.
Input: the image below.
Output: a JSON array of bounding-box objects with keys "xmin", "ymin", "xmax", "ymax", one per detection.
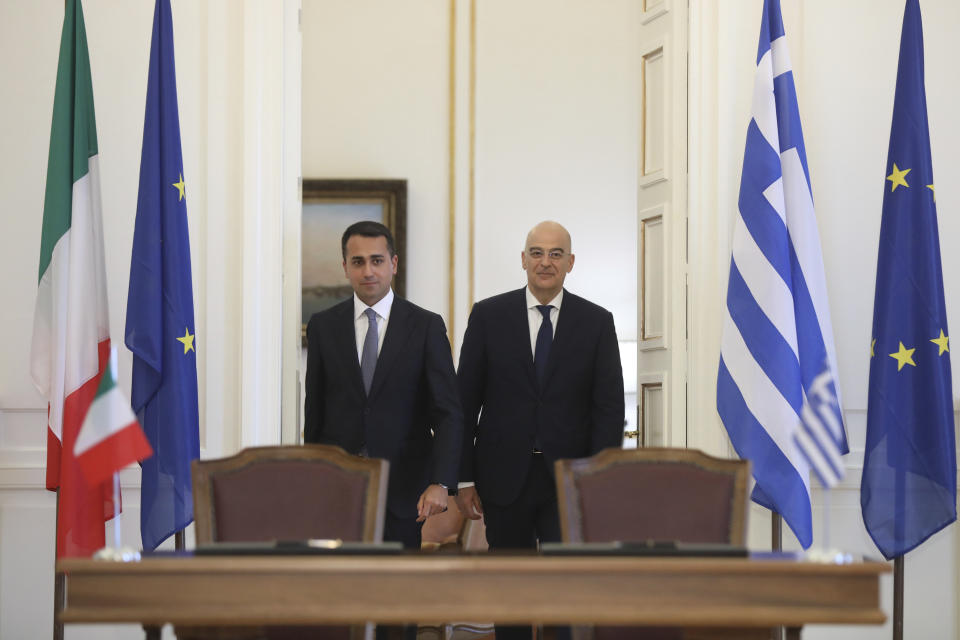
[{"xmin": 74, "ymin": 348, "xmax": 153, "ymax": 487}]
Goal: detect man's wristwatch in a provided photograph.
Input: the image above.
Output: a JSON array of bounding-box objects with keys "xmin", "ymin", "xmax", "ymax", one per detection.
[{"xmin": 437, "ymin": 482, "xmax": 458, "ymax": 496}]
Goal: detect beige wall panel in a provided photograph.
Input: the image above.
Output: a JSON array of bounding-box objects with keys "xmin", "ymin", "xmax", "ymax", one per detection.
[
  {"xmin": 639, "ymin": 207, "xmax": 665, "ymax": 346},
  {"xmin": 641, "ymin": 46, "xmax": 666, "ymax": 182},
  {"xmin": 640, "ymin": 380, "xmax": 665, "ymax": 447},
  {"xmin": 642, "ymin": 0, "xmax": 668, "ymax": 24}
]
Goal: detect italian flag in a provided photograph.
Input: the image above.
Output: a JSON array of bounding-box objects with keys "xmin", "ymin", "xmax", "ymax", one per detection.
[
  {"xmin": 30, "ymin": 0, "xmax": 114, "ymax": 558},
  {"xmin": 74, "ymin": 351, "xmax": 152, "ymax": 488}
]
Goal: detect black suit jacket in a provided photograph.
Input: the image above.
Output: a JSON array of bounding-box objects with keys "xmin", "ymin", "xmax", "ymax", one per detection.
[
  {"xmin": 304, "ymin": 296, "xmax": 463, "ymax": 518},
  {"xmin": 457, "ymin": 288, "xmax": 625, "ymax": 507}
]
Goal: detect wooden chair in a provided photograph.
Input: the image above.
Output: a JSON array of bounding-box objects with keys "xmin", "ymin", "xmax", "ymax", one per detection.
[
  {"xmin": 554, "ymin": 447, "xmax": 752, "ymax": 640},
  {"xmin": 183, "ymin": 444, "xmax": 389, "ymax": 640},
  {"xmin": 555, "ymin": 447, "xmax": 748, "ymax": 545},
  {"xmin": 193, "ymin": 444, "xmax": 387, "ymax": 545}
]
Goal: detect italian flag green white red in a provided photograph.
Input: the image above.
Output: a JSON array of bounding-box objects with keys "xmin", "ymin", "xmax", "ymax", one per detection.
[{"xmin": 30, "ymin": 0, "xmax": 150, "ymax": 558}]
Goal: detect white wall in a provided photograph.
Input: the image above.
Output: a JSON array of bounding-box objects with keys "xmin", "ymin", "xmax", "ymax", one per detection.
[
  {"xmin": 302, "ymin": 0, "xmax": 451, "ymax": 320},
  {"xmin": 472, "ymin": 0, "xmax": 640, "ymax": 338},
  {"xmin": 302, "ymin": 0, "xmax": 640, "ymax": 345}
]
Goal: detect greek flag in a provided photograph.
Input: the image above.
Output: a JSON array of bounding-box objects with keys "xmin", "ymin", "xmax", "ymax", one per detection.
[{"xmin": 716, "ymin": 0, "xmax": 848, "ymax": 549}]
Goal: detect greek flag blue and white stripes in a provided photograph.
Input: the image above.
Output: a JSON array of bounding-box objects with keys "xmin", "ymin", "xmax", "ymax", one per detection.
[{"xmin": 716, "ymin": 0, "xmax": 848, "ymax": 549}]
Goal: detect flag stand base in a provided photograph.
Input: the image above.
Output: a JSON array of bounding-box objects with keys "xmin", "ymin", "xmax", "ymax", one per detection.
[
  {"xmin": 92, "ymin": 546, "xmax": 142, "ymax": 562},
  {"xmin": 801, "ymin": 548, "xmax": 855, "ymax": 564}
]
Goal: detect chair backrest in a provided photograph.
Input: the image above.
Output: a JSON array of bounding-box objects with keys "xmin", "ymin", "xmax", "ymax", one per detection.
[
  {"xmin": 555, "ymin": 447, "xmax": 749, "ymax": 545},
  {"xmin": 192, "ymin": 445, "xmax": 388, "ymax": 544}
]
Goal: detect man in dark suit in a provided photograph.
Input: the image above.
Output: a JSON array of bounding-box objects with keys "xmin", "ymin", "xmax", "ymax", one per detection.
[
  {"xmin": 304, "ymin": 221, "xmax": 462, "ymax": 551},
  {"xmin": 456, "ymin": 220, "xmax": 624, "ymax": 593}
]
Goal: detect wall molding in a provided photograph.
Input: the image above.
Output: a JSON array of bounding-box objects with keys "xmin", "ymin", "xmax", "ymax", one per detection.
[
  {"xmin": 447, "ymin": 0, "xmax": 457, "ymax": 345},
  {"xmin": 450, "ymin": 0, "xmax": 477, "ymax": 357}
]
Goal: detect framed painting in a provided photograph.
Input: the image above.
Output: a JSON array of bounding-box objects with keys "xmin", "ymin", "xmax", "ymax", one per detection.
[{"xmin": 302, "ymin": 179, "xmax": 407, "ymax": 344}]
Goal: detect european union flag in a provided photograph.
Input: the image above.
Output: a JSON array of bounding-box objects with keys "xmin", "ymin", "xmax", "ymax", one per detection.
[
  {"xmin": 861, "ymin": 0, "xmax": 957, "ymax": 560},
  {"xmin": 125, "ymin": 0, "xmax": 200, "ymax": 552}
]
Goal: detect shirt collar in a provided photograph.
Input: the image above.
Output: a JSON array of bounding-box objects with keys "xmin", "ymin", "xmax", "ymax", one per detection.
[
  {"xmin": 354, "ymin": 288, "xmax": 394, "ymax": 321},
  {"xmin": 526, "ymin": 287, "xmax": 563, "ymax": 311}
]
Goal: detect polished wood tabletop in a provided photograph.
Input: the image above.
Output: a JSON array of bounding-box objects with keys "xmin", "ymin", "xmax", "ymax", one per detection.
[{"xmin": 58, "ymin": 553, "xmax": 888, "ymax": 629}]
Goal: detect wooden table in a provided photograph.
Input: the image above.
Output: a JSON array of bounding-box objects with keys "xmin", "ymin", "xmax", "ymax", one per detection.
[{"xmin": 58, "ymin": 553, "xmax": 888, "ymax": 637}]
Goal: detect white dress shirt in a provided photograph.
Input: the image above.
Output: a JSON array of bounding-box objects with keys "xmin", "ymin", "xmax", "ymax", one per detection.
[
  {"xmin": 526, "ymin": 287, "xmax": 562, "ymax": 359},
  {"xmin": 353, "ymin": 288, "xmax": 394, "ymax": 363}
]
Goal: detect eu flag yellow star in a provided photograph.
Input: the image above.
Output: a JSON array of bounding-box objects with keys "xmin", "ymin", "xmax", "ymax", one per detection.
[
  {"xmin": 172, "ymin": 173, "xmax": 186, "ymax": 201},
  {"xmin": 931, "ymin": 329, "xmax": 949, "ymax": 356},
  {"xmin": 886, "ymin": 163, "xmax": 910, "ymax": 192},
  {"xmin": 870, "ymin": 338, "xmax": 876, "ymax": 358},
  {"xmin": 889, "ymin": 341, "xmax": 916, "ymax": 371},
  {"xmin": 176, "ymin": 327, "xmax": 195, "ymax": 354}
]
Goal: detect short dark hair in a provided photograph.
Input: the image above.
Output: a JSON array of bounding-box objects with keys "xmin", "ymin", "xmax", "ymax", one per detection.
[{"xmin": 341, "ymin": 221, "xmax": 396, "ymax": 259}]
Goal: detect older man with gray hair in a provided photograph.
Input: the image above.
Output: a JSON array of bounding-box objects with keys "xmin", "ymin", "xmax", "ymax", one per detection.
[{"xmin": 455, "ymin": 220, "xmax": 625, "ymax": 640}]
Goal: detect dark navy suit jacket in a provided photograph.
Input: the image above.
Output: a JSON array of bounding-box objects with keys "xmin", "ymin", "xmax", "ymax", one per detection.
[
  {"xmin": 457, "ymin": 288, "xmax": 625, "ymax": 507},
  {"xmin": 304, "ymin": 296, "xmax": 463, "ymax": 518}
]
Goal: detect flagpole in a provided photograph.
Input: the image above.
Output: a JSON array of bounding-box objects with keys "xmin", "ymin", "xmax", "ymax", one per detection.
[
  {"xmin": 821, "ymin": 488, "xmax": 830, "ymax": 551},
  {"xmin": 892, "ymin": 465, "xmax": 905, "ymax": 640},
  {"xmin": 52, "ymin": 489, "xmax": 63, "ymax": 640},
  {"xmin": 109, "ymin": 347, "xmax": 123, "ymax": 551},
  {"xmin": 771, "ymin": 513, "xmax": 783, "ymax": 640},
  {"xmin": 53, "ymin": 568, "xmax": 64, "ymax": 640},
  {"xmin": 893, "ymin": 556, "xmax": 904, "ymax": 640},
  {"xmin": 112, "ymin": 472, "xmax": 121, "ymax": 549},
  {"xmin": 771, "ymin": 512, "xmax": 781, "ymax": 551}
]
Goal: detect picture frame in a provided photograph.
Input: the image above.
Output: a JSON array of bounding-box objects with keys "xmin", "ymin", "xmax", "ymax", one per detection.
[{"xmin": 302, "ymin": 179, "xmax": 407, "ymax": 344}]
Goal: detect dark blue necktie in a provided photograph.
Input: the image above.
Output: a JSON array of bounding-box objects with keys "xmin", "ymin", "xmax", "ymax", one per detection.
[{"xmin": 534, "ymin": 305, "xmax": 553, "ymax": 385}]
